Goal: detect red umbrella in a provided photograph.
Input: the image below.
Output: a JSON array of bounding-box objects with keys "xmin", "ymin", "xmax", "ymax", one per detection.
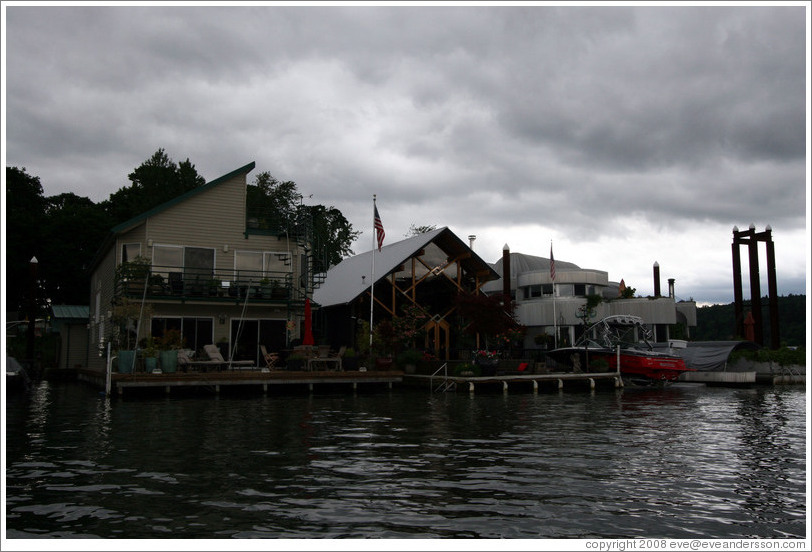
[{"xmin": 303, "ymin": 298, "xmax": 314, "ymax": 346}]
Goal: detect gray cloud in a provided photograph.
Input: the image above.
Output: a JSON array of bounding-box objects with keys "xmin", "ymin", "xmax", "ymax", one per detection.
[{"xmin": 4, "ymin": 3, "xmax": 808, "ymax": 305}]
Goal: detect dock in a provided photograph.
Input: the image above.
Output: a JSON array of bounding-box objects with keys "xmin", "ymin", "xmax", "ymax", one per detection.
[
  {"xmin": 78, "ymin": 368, "xmax": 403, "ymax": 396},
  {"xmin": 404, "ymin": 371, "xmax": 625, "ymax": 393}
]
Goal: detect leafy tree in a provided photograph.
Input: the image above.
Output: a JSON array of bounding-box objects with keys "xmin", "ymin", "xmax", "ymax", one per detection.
[
  {"xmin": 455, "ymin": 293, "xmax": 522, "ymax": 348},
  {"xmin": 246, "ymin": 171, "xmax": 300, "ymax": 232},
  {"xmin": 309, "ymin": 204, "xmax": 360, "ymax": 272},
  {"xmin": 5, "ymin": 167, "xmax": 47, "ymax": 313},
  {"xmin": 246, "ymin": 172, "xmax": 360, "ymax": 271},
  {"xmin": 102, "ymin": 148, "xmax": 204, "ymax": 224},
  {"xmin": 41, "ymin": 193, "xmax": 112, "ymax": 304}
]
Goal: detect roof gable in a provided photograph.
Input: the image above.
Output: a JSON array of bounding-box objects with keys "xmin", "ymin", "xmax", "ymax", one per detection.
[
  {"xmin": 88, "ymin": 161, "xmax": 256, "ymax": 272},
  {"xmin": 313, "ymin": 227, "xmax": 499, "ymax": 307},
  {"xmin": 111, "ymin": 161, "xmax": 256, "ymax": 234}
]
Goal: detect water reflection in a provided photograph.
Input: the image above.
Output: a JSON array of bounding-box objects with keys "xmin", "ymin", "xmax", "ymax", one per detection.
[{"xmin": 4, "ymin": 382, "xmax": 806, "ymax": 539}]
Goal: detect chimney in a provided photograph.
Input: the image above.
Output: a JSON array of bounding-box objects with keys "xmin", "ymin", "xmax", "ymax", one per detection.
[
  {"xmin": 653, "ymin": 262, "xmax": 661, "ymax": 297},
  {"xmin": 502, "ymin": 244, "xmax": 511, "ymax": 304},
  {"xmin": 468, "ymin": 235, "xmax": 476, "ymax": 250},
  {"xmin": 668, "ymin": 278, "xmax": 675, "ymax": 299}
]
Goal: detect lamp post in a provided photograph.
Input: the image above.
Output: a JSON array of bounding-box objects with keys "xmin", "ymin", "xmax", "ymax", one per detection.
[{"xmin": 26, "ymin": 256, "xmax": 39, "ymax": 373}]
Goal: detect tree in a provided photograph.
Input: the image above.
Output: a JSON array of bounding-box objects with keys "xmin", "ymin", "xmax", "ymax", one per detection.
[
  {"xmin": 246, "ymin": 172, "xmax": 360, "ymax": 271},
  {"xmin": 406, "ymin": 224, "xmax": 437, "ymax": 237},
  {"xmin": 309, "ymin": 204, "xmax": 360, "ymax": 272},
  {"xmin": 455, "ymin": 293, "xmax": 523, "ymax": 348},
  {"xmin": 41, "ymin": 193, "xmax": 111, "ymax": 304},
  {"xmin": 5, "ymin": 167, "xmax": 46, "ymax": 313},
  {"xmin": 102, "ymin": 148, "xmax": 204, "ymax": 224}
]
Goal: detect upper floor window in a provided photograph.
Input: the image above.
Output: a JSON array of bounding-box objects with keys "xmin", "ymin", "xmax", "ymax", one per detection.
[
  {"xmin": 235, "ymin": 250, "xmax": 292, "ymax": 280},
  {"xmin": 122, "ymin": 243, "xmax": 141, "ymax": 263},
  {"xmin": 152, "ymin": 245, "xmax": 214, "ymax": 279}
]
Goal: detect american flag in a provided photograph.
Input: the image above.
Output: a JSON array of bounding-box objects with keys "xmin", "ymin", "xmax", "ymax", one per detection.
[
  {"xmin": 550, "ymin": 243, "xmax": 556, "ymax": 281},
  {"xmin": 374, "ymin": 203, "xmax": 385, "ymax": 252}
]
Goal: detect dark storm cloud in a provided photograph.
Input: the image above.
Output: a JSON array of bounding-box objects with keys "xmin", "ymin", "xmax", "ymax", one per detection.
[{"xmin": 3, "ymin": 3, "xmax": 808, "ymax": 304}]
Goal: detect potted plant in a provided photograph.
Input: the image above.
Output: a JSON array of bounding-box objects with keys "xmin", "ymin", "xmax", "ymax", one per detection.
[
  {"xmin": 149, "ymin": 274, "xmax": 165, "ymax": 295},
  {"xmin": 111, "ymin": 297, "xmax": 153, "ymax": 374},
  {"xmin": 259, "ymin": 278, "xmax": 272, "ymax": 298},
  {"xmin": 342, "ymin": 347, "xmax": 358, "ymax": 371},
  {"xmin": 115, "ymin": 255, "xmax": 152, "ymax": 295},
  {"xmin": 473, "ymin": 349, "xmax": 499, "ymax": 376},
  {"xmin": 142, "ymin": 337, "xmax": 159, "ymax": 372},
  {"xmin": 208, "ymin": 278, "xmax": 222, "ymax": 296},
  {"xmin": 396, "ymin": 349, "xmax": 422, "ymax": 374},
  {"xmin": 454, "ymin": 362, "xmax": 479, "ymax": 377},
  {"xmin": 156, "ymin": 329, "xmax": 184, "ymax": 373}
]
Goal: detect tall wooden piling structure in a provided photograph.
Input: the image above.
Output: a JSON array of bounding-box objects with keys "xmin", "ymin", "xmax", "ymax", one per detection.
[{"xmin": 731, "ymin": 225, "xmax": 780, "ymax": 349}]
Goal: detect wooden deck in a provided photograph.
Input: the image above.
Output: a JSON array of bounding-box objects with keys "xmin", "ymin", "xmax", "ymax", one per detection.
[{"xmin": 78, "ymin": 368, "xmax": 403, "ymax": 396}]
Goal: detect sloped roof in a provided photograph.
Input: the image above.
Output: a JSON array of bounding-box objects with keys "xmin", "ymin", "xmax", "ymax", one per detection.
[
  {"xmin": 51, "ymin": 305, "xmax": 89, "ymax": 320},
  {"xmin": 88, "ymin": 162, "xmax": 256, "ymax": 272},
  {"xmin": 313, "ymin": 227, "xmax": 499, "ymax": 307}
]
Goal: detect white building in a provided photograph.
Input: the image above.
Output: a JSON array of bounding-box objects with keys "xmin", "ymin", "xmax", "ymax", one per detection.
[{"xmin": 482, "ymin": 246, "xmax": 697, "ymax": 350}]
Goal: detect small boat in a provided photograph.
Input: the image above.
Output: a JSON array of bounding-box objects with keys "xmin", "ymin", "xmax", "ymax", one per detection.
[
  {"xmin": 6, "ymin": 356, "xmax": 33, "ymax": 393},
  {"xmin": 548, "ymin": 315, "xmax": 694, "ymax": 386}
]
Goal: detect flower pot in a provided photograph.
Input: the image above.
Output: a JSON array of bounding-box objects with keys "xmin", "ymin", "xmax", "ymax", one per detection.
[
  {"xmin": 375, "ymin": 357, "xmax": 393, "ymax": 370},
  {"xmin": 160, "ymin": 350, "xmax": 178, "ymax": 373},
  {"xmin": 145, "ymin": 357, "xmax": 158, "ymax": 372},
  {"xmin": 117, "ymin": 350, "xmax": 136, "ymax": 374}
]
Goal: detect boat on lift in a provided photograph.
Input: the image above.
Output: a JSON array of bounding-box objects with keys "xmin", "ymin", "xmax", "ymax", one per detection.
[{"xmin": 548, "ymin": 315, "xmax": 694, "ymax": 386}]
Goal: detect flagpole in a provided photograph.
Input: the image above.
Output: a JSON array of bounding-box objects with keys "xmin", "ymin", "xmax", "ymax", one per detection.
[{"xmin": 370, "ymin": 195, "xmax": 376, "ymax": 349}]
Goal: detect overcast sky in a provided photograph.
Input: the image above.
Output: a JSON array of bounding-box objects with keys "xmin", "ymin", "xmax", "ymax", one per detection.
[{"xmin": 3, "ymin": 2, "xmax": 809, "ymax": 307}]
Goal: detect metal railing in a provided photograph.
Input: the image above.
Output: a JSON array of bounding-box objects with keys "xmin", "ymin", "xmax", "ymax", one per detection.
[
  {"xmin": 115, "ymin": 265, "xmax": 301, "ymax": 304},
  {"xmin": 430, "ymin": 362, "xmax": 455, "ymax": 393}
]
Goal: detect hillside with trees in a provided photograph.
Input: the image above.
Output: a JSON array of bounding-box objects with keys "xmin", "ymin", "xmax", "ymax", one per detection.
[{"xmin": 693, "ymin": 294, "xmax": 807, "ymax": 347}]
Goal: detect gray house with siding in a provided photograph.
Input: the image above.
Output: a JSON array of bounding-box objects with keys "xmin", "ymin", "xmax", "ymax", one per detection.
[{"xmin": 86, "ymin": 162, "xmax": 312, "ymax": 375}]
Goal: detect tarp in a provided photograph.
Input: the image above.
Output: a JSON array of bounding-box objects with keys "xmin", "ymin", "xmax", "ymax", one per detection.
[{"xmin": 651, "ymin": 341, "xmax": 760, "ymax": 372}]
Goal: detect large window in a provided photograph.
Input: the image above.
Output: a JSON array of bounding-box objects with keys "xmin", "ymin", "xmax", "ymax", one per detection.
[
  {"xmin": 230, "ymin": 318, "xmax": 287, "ymax": 363},
  {"xmin": 235, "ymin": 250, "xmax": 292, "ymax": 281},
  {"xmin": 152, "ymin": 245, "xmax": 183, "ymax": 277},
  {"xmin": 151, "ymin": 317, "xmax": 214, "ymax": 353}
]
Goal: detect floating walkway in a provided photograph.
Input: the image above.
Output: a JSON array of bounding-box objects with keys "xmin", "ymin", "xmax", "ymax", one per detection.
[{"xmin": 404, "ymin": 371, "xmax": 625, "ymax": 394}]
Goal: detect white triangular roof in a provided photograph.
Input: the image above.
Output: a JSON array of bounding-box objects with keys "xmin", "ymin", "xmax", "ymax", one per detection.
[{"xmin": 313, "ymin": 227, "xmax": 498, "ymax": 307}]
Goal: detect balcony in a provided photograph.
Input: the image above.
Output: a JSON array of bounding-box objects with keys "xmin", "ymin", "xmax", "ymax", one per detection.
[{"xmin": 115, "ymin": 265, "xmax": 302, "ymax": 305}]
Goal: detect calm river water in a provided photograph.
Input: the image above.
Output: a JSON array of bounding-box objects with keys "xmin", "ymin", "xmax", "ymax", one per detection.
[{"xmin": 3, "ymin": 381, "xmax": 807, "ymax": 542}]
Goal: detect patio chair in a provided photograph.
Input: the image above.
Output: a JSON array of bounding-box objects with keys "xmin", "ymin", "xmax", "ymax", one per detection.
[
  {"xmin": 260, "ymin": 345, "xmax": 279, "ymax": 370},
  {"xmin": 203, "ymin": 344, "xmax": 255, "ymax": 370}
]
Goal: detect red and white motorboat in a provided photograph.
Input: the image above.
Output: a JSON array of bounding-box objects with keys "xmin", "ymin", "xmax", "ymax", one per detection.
[{"xmin": 548, "ymin": 315, "xmax": 694, "ymax": 386}]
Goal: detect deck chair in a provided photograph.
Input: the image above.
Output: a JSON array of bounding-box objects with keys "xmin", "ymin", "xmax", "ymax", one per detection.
[
  {"xmin": 260, "ymin": 345, "xmax": 279, "ymax": 370},
  {"xmin": 203, "ymin": 344, "xmax": 255, "ymax": 370}
]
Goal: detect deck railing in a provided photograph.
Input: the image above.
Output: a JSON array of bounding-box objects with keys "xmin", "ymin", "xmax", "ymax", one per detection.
[{"xmin": 115, "ymin": 265, "xmax": 300, "ymax": 304}]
